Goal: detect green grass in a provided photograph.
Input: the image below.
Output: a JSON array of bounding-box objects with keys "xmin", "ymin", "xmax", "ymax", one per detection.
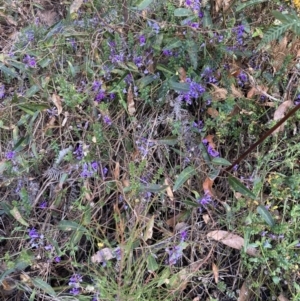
[{"xmin": 0, "ymin": 0, "xmax": 300, "ymax": 300}]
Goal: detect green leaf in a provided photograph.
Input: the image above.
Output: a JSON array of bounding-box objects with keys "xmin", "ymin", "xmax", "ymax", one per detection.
[
  {"xmin": 211, "ymin": 157, "xmax": 232, "ymax": 166},
  {"xmin": 163, "ymin": 40, "xmax": 182, "ymax": 51},
  {"xmin": 228, "ymin": 175, "xmax": 256, "ymax": 199},
  {"xmin": 155, "ymin": 137, "xmax": 177, "ymax": 146},
  {"xmin": 174, "ymin": 8, "xmax": 193, "ymax": 17},
  {"xmin": 169, "ymin": 78, "xmax": 190, "ymax": 92},
  {"xmin": 0, "ymin": 63, "xmax": 19, "ymax": 78},
  {"xmin": 57, "ymin": 220, "xmax": 88, "ymax": 233},
  {"xmin": 10, "ymin": 207, "xmax": 29, "ymax": 227},
  {"xmin": 25, "ymin": 85, "xmax": 41, "ymax": 98},
  {"xmin": 18, "ymin": 103, "xmax": 48, "ymax": 115},
  {"xmin": 156, "ymin": 64, "xmax": 174, "ymax": 75},
  {"xmin": 257, "ymin": 205, "xmax": 275, "ymax": 227},
  {"xmin": 32, "ymin": 277, "xmax": 56, "ymax": 297},
  {"xmin": 173, "ymin": 166, "xmax": 196, "ymax": 191},
  {"xmin": 236, "ymin": 0, "xmax": 268, "ymax": 12},
  {"xmin": 136, "ymin": 0, "xmax": 153, "ymax": 10},
  {"xmin": 202, "ymin": 9, "xmax": 212, "ymax": 28},
  {"xmin": 259, "ymin": 24, "xmax": 292, "ymax": 47},
  {"xmin": 147, "ymin": 254, "xmax": 159, "ymax": 272},
  {"xmin": 272, "ymin": 10, "xmax": 293, "ymax": 24},
  {"xmin": 187, "ymin": 40, "xmax": 198, "ymax": 70},
  {"xmin": 140, "ymin": 184, "xmax": 168, "ymax": 193},
  {"xmin": 137, "ymin": 75, "xmax": 157, "ymax": 89},
  {"xmin": 13, "ymin": 136, "xmax": 30, "ymax": 151}
]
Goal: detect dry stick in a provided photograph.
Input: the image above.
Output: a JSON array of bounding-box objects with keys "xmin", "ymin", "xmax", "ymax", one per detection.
[{"xmin": 224, "ymin": 102, "xmax": 300, "ymax": 173}]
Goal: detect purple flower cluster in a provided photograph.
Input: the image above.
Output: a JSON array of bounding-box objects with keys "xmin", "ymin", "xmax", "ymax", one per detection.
[
  {"xmin": 139, "ymin": 35, "xmax": 146, "ymax": 46},
  {"xmin": 232, "ymin": 25, "xmax": 245, "ymax": 46},
  {"xmin": 179, "ymin": 78, "xmax": 205, "ymax": 104},
  {"xmin": 6, "ymin": 151, "xmax": 16, "ymax": 160},
  {"xmin": 73, "ymin": 144, "xmax": 84, "ymax": 160},
  {"xmin": 80, "ymin": 162, "xmax": 98, "ymax": 178},
  {"xmin": 237, "ymin": 71, "xmax": 248, "ymax": 87},
  {"xmin": 23, "ymin": 55, "xmax": 36, "ymax": 68},
  {"xmin": 202, "ymin": 139, "xmax": 219, "ymax": 157},
  {"xmin": 294, "ymin": 94, "xmax": 300, "ymax": 105},
  {"xmin": 147, "ymin": 21, "xmax": 160, "ymax": 34},
  {"xmin": 0, "ymin": 84, "xmax": 5, "ymax": 99},
  {"xmin": 69, "ymin": 274, "xmax": 82, "ymax": 296},
  {"xmin": 165, "ymin": 230, "xmax": 188, "ymax": 265},
  {"xmin": 201, "ymin": 67, "xmax": 218, "ymax": 84},
  {"xmin": 136, "ymin": 138, "xmax": 155, "ymax": 157}
]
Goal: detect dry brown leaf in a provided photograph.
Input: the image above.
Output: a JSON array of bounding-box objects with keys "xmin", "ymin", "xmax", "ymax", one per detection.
[
  {"xmin": 166, "ymin": 211, "xmax": 186, "ymax": 228},
  {"xmin": 207, "ymin": 230, "xmax": 258, "ymax": 256},
  {"xmin": 277, "ymin": 293, "xmax": 289, "ymax": 301},
  {"xmin": 51, "ymin": 93, "xmax": 62, "ymax": 115},
  {"xmin": 70, "ymin": 0, "xmax": 84, "ymax": 14},
  {"xmin": 231, "ymin": 84, "xmax": 244, "ymax": 98},
  {"xmin": 273, "ymin": 100, "xmax": 293, "ymax": 134},
  {"xmin": 114, "ymin": 162, "xmax": 120, "ymax": 180},
  {"xmin": 91, "ymin": 247, "xmax": 114, "ymax": 263},
  {"xmin": 211, "ymin": 83, "xmax": 228, "ymax": 101},
  {"xmin": 164, "ymin": 178, "xmax": 174, "ymax": 201},
  {"xmin": 207, "ymin": 107, "xmax": 219, "ymax": 118},
  {"xmin": 212, "ymin": 262, "xmax": 219, "ymax": 283},
  {"xmin": 144, "ymin": 216, "xmax": 155, "ymax": 240},
  {"xmin": 174, "ymin": 222, "xmax": 188, "ymax": 232},
  {"xmin": 127, "ymin": 85, "xmax": 136, "ymax": 116},
  {"xmin": 246, "ymin": 85, "xmax": 268, "ymax": 99},
  {"xmin": 238, "ymin": 282, "xmax": 252, "ymax": 301},
  {"xmin": 205, "ymin": 134, "xmax": 216, "ymax": 149},
  {"xmin": 178, "ymin": 67, "xmax": 187, "ymax": 82},
  {"xmin": 203, "ymin": 214, "xmax": 210, "ymax": 224},
  {"xmin": 203, "ymin": 177, "xmax": 214, "ymax": 197}
]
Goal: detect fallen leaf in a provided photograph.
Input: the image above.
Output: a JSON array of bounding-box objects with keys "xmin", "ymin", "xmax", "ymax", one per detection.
[
  {"xmin": 144, "ymin": 216, "xmax": 155, "ymax": 240},
  {"xmin": 273, "ymin": 100, "xmax": 293, "ymax": 134},
  {"xmin": 51, "ymin": 93, "xmax": 62, "ymax": 115},
  {"xmin": 203, "ymin": 177, "xmax": 214, "ymax": 197},
  {"xmin": 211, "ymin": 83, "xmax": 228, "ymax": 101},
  {"xmin": 178, "ymin": 67, "xmax": 186, "ymax": 82},
  {"xmin": 277, "ymin": 293, "xmax": 289, "ymax": 301},
  {"xmin": 246, "ymin": 85, "xmax": 268, "ymax": 99},
  {"xmin": 207, "ymin": 230, "xmax": 258, "ymax": 256},
  {"xmin": 231, "ymin": 84, "xmax": 244, "ymax": 98},
  {"xmin": 164, "ymin": 178, "xmax": 174, "ymax": 202},
  {"xmin": 207, "ymin": 107, "xmax": 219, "ymax": 118},
  {"xmin": 127, "ymin": 85, "xmax": 136, "ymax": 116},
  {"xmin": 166, "ymin": 212, "xmax": 186, "ymax": 228},
  {"xmin": 203, "ymin": 214, "xmax": 210, "ymax": 224},
  {"xmin": 205, "ymin": 134, "xmax": 216, "ymax": 149},
  {"xmin": 70, "ymin": 0, "xmax": 84, "ymax": 14},
  {"xmin": 10, "ymin": 207, "xmax": 29, "ymax": 227},
  {"xmin": 91, "ymin": 247, "xmax": 114, "ymax": 263},
  {"xmin": 238, "ymin": 282, "xmax": 252, "ymax": 301},
  {"xmin": 212, "ymin": 262, "xmax": 219, "ymax": 283},
  {"xmin": 174, "ymin": 222, "xmax": 188, "ymax": 232}
]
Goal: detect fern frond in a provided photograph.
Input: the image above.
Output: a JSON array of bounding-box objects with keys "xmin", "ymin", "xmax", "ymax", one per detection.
[{"xmin": 259, "ymin": 24, "xmax": 292, "ymax": 48}]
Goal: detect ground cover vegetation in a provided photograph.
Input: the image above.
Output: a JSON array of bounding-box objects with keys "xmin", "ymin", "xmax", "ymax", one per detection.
[{"xmin": 0, "ymin": 0, "xmax": 300, "ymax": 300}]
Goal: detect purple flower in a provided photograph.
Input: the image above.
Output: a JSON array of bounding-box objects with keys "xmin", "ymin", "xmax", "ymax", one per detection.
[
  {"xmin": 44, "ymin": 245, "xmax": 53, "ymax": 251},
  {"xmin": 233, "ymin": 25, "xmax": 245, "ymax": 45},
  {"xmin": 133, "ymin": 56, "xmax": 143, "ymax": 68},
  {"xmin": 109, "ymin": 93, "xmax": 115, "ymax": 100},
  {"xmin": 29, "ymin": 228, "xmax": 39, "ymax": 239},
  {"xmin": 147, "ymin": 21, "xmax": 160, "ymax": 34},
  {"xmin": 23, "ymin": 55, "xmax": 36, "ymax": 68},
  {"xmin": 91, "ymin": 162, "xmax": 98, "ymax": 171},
  {"xmin": 92, "ymin": 80, "xmax": 102, "ymax": 91},
  {"xmin": 103, "ymin": 115, "xmax": 112, "ymax": 126},
  {"xmin": 95, "ymin": 89, "xmax": 106, "ymax": 102},
  {"xmin": 6, "ymin": 151, "xmax": 16, "ymax": 160},
  {"xmin": 114, "ymin": 247, "xmax": 122, "ymax": 261},
  {"xmin": 0, "ymin": 84, "xmax": 5, "ymax": 99},
  {"xmin": 237, "ymin": 71, "xmax": 248, "ymax": 86},
  {"xmin": 69, "ymin": 274, "xmax": 83, "ymax": 285},
  {"xmin": 207, "ymin": 145, "xmax": 219, "ymax": 157},
  {"xmin": 73, "ymin": 144, "xmax": 84, "ymax": 160},
  {"xmin": 197, "ymin": 193, "xmax": 212, "ymax": 207},
  {"xmin": 54, "ymin": 256, "xmax": 61, "ymax": 262},
  {"xmin": 80, "ymin": 163, "xmax": 94, "ymax": 178},
  {"xmin": 162, "ymin": 49, "xmax": 173, "ymax": 56},
  {"xmin": 139, "ymin": 35, "xmax": 146, "ymax": 46},
  {"xmin": 166, "ymin": 244, "xmax": 184, "ymax": 265},
  {"xmin": 39, "ymin": 201, "xmax": 47, "ymax": 209},
  {"xmin": 180, "ymin": 230, "xmax": 188, "ymax": 242},
  {"xmin": 69, "ymin": 287, "xmax": 80, "ymax": 295}
]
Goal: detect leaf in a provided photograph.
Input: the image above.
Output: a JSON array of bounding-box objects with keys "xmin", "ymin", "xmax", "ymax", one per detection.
[
  {"xmin": 259, "ymin": 24, "xmax": 292, "ymax": 47},
  {"xmin": 173, "ymin": 8, "xmax": 194, "ymax": 17},
  {"xmin": 136, "ymin": 0, "xmax": 153, "ymax": 10},
  {"xmin": 277, "ymin": 293, "xmax": 289, "ymax": 301},
  {"xmin": 246, "ymin": 85, "xmax": 268, "ymax": 99},
  {"xmin": 203, "ymin": 177, "xmax": 214, "ymax": 197},
  {"xmin": 57, "ymin": 220, "xmax": 88, "ymax": 233},
  {"xmin": 211, "ymin": 157, "xmax": 232, "ymax": 166},
  {"xmin": 207, "ymin": 230, "xmax": 258, "ymax": 256},
  {"xmin": 238, "ymin": 282, "xmax": 252, "ymax": 301},
  {"xmin": 31, "ymin": 277, "xmax": 56, "ymax": 296},
  {"xmin": 272, "ymin": 100, "xmax": 293, "ymax": 134},
  {"xmin": 187, "ymin": 40, "xmax": 198, "ymax": 69},
  {"xmin": 210, "ymin": 83, "xmax": 228, "ymax": 100},
  {"xmin": 230, "ymin": 84, "xmax": 244, "ymax": 98},
  {"xmin": 257, "ymin": 205, "xmax": 275, "ymax": 227},
  {"xmin": 147, "ymin": 254, "xmax": 158, "ymax": 272},
  {"xmin": 144, "ymin": 216, "xmax": 154, "ymax": 240},
  {"xmin": 17, "ymin": 103, "xmax": 48, "ymax": 115},
  {"xmin": 91, "ymin": 247, "xmax": 115, "ymax": 263},
  {"xmin": 228, "ymin": 175, "xmax": 256, "ymax": 199},
  {"xmin": 207, "ymin": 107, "xmax": 219, "ymax": 118},
  {"xmin": 127, "ymin": 85, "xmax": 136, "ymax": 116},
  {"xmin": 25, "ymin": 85, "xmax": 40, "ymax": 98},
  {"xmin": 272, "ymin": 10, "xmax": 294, "ymax": 24},
  {"xmin": 212, "ymin": 262, "xmax": 219, "ymax": 283},
  {"xmin": 70, "ymin": 0, "xmax": 84, "ymax": 14},
  {"xmin": 163, "ymin": 40, "xmax": 182, "ymax": 51},
  {"xmin": 51, "ymin": 93, "xmax": 63, "ymax": 115},
  {"xmin": 236, "ymin": 0, "xmax": 268, "ymax": 12},
  {"xmin": 138, "ymin": 75, "xmax": 157, "ymax": 89},
  {"xmin": 173, "ymin": 166, "xmax": 196, "ymax": 191},
  {"xmin": 0, "ymin": 63, "xmax": 19, "ymax": 78},
  {"xmin": 169, "ymin": 78, "xmax": 190, "ymax": 92},
  {"xmin": 9, "ymin": 207, "xmax": 29, "ymax": 227},
  {"xmin": 178, "ymin": 67, "xmax": 186, "ymax": 83}
]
